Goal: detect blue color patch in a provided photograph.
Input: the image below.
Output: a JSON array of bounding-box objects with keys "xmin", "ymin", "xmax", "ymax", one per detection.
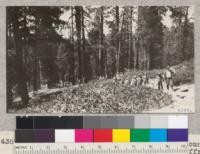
[{"xmin": 150, "ymin": 129, "xmax": 167, "ymax": 142}]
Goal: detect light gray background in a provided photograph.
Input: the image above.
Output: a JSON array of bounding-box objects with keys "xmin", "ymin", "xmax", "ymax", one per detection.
[{"xmin": 0, "ymin": 0, "xmax": 199, "ymax": 133}]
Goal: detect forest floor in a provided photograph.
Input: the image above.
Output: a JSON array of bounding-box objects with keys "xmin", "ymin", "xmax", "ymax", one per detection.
[
  {"xmin": 9, "ymin": 78, "xmax": 194, "ymax": 114},
  {"xmin": 9, "ymin": 80, "xmax": 172, "ymax": 113},
  {"xmin": 9, "ymin": 60, "xmax": 194, "ymax": 114}
]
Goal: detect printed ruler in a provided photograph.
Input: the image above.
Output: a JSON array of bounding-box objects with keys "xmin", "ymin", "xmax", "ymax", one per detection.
[{"xmin": 15, "ymin": 143, "xmax": 188, "ymax": 154}]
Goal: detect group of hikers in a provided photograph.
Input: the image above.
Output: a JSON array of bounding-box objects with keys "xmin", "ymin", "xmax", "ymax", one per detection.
[
  {"xmin": 113, "ymin": 72, "xmax": 149, "ymax": 87},
  {"xmin": 157, "ymin": 65, "xmax": 176, "ymax": 91},
  {"xmin": 113, "ymin": 65, "xmax": 176, "ymax": 91}
]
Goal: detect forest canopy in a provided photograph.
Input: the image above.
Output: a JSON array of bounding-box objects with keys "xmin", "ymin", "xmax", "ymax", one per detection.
[{"xmin": 7, "ymin": 6, "xmax": 194, "ymax": 108}]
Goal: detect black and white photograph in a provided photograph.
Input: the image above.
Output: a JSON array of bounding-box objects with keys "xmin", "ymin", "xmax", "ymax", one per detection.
[{"xmin": 6, "ymin": 6, "xmax": 194, "ymax": 113}]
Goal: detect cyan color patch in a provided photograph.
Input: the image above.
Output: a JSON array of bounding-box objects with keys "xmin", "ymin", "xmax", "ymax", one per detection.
[{"xmin": 150, "ymin": 129, "xmax": 167, "ymax": 142}]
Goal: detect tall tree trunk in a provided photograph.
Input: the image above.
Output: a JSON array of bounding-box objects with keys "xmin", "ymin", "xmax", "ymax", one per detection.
[
  {"xmin": 33, "ymin": 52, "xmax": 38, "ymax": 91},
  {"xmin": 135, "ymin": 6, "xmax": 141, "ymax": 70},
  {"xmin": 176, "ymin": 9, "xmax": 184, "ymax": 63},
  {"xmin": 115, "ymin": 7, "xmax": 125, "ymax": 73},
  {"xmin": 7, "ymin": 11, "xmax": 13, "ymax": 109},
  {"xmin": 117, "ymin": 13, "xmax": 125, "ymax": 73},
  {"xmin": 115, "ymin": 6, "xmax": 120, "ymax": 73},
  {"xmin": 104, "ymin": 49, "xmax": 107, "ymax": 78},
  {"xmin": 33, "ymin": 54, "xmax": 41, "ymax": 91},
  {"xmin": 128, "ymin": 8, "xmax": 133, "ymax": 70},
  {"xmin": 100, "ymin": 6, "xmax": 104, "ymax": 77},
  {"xmin": 130, "ymin": 8, "xmax": 134, "ymax": 69},
  {"xmin": 135, "ymin": 38, "xmax": 140, "ymax": 70},
  {"xmin": 182, "ymin": 7, "xmax": 189, "ymax": 60},
  {"xmin": 146, "ymin": 50, "xmax": 150, "ymax": 70},
  {"xmin": 12, "ymin": 8, "xmax": 29, "ymax": 106},
  {"xmin": 128, "ymin": 10, "xmax": 131, "ymax": 70},
  {"xmin": 33, "ymin": 11, "xmax": 41, "ymax": 92},
  {"xmin": 69, "ymin": 6, "xmax": 75, "ymax": 84},
  {"xmin": 81, "ymin": 7, "xmax": 86, "ymax": 83},
  {"xmin": 75, "ymin": 6, "xmax": 82, "ymax": 82},
  {"xmin": 125, "ymin": 17, "xmax": 129, "ymax": 70}
]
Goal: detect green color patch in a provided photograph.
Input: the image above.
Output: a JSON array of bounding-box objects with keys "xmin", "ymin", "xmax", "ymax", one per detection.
[{"xmin": 130, "ymin": 129, "xmax": 150, "ymax": 142}]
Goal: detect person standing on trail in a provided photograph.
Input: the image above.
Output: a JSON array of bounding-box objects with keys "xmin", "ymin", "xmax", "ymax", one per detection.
[
  {"xmin": 139, "ymin": 75, "xmax": 143, "ymax": 85},
  {"xmin": 113, "ymin": 73, "xmax": 120, "ymax": 94},
  {"xmin": 113, "ymin": 75, "xmax": 118, "ymax": 85},
  {"xmin": 165, "ymin": 65, "xmax": 175, "ymax": 91},
  {"xmin": 131, "ymin": 77, "xmax": 136, "ymax": 86},
  {"xmin": 116, "ymin": 72, "xmax": 120, "ymax": 83},
  {"xmin": 157, "ymin": 73, "xmax": 163, "ymax": 90},
  {"xmin": 143, "ymin": 75, "xmax": 148, "ymax": 86}
]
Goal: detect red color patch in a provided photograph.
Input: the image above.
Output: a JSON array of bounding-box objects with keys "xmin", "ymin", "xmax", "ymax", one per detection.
[{"xmin": 94, "ymin": 129, "xmax": 112, "ymax": 142}]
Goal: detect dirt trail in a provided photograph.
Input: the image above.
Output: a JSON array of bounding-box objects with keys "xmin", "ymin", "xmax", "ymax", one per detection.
[{"xmin": 145, "ymin": 78, "xmax": 194, "ymax": 113}]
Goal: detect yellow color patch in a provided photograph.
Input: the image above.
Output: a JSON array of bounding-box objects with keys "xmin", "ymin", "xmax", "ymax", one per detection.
[{"xmin": 112, "ymin": 129, "xmax": 130, "ymax": 142}]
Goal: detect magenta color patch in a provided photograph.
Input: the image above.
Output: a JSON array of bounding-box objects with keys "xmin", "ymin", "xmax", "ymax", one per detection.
[{"xmin": 75, "ymin": 129, "xmax": 93, "ymax": 142}]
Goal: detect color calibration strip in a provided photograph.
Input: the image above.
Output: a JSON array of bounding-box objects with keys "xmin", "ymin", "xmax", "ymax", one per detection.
[
  {"xmin": 16, "ymin": 115, "xmax": 188, "ymax": 129},
  {"xmin": 15, "ymin": 128, "xmax": 188, "ymax": 143}
]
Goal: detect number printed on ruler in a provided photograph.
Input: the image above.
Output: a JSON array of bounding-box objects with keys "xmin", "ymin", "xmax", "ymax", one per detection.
[{"xmin": 15, "ymin": 143, "xmax": 188, "ymax": 154}]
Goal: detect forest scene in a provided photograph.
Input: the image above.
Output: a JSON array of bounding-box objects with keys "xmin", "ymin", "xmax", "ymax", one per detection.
[{"xmin": 7, "ymin": 6, "xmax": 194, "ymax": 113}]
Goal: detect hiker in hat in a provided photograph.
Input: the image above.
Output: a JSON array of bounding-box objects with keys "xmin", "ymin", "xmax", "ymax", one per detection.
[{"xmin": 165, "ymin": 65, "xmax": 176, "ymax": 91}]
